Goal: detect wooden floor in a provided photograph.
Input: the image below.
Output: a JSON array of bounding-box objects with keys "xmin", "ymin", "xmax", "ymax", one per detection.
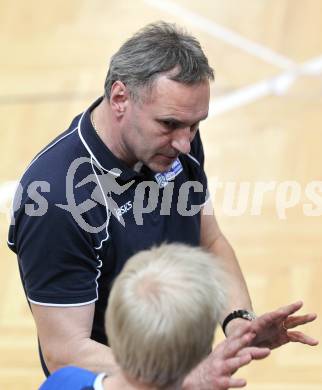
[{"xmin": 0, "ymin": 1, "xmax": 321, "ymax": 389}]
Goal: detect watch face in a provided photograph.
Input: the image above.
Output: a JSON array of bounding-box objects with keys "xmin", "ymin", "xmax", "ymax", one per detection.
[{"xmin": 242, "ymin": 311, "xmax": 256, "ymax": 321}]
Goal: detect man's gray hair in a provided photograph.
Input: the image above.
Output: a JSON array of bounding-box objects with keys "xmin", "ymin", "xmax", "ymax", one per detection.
[
  {"xmin": 104, "ymin": 21, "xmax": 214, "ymax": 100},
  {"xmin": 106, "ymin": 243, "xmax": 227, "ymax": 389}
]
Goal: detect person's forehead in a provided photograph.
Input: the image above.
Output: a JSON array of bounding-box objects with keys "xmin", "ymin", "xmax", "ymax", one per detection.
[{"xmin": 145, "ymin": 76, "xmax": 210, "ymax": 120}]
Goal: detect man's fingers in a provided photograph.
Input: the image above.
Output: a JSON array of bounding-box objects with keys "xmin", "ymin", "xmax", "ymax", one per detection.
[
  {"xmin": 223, "ymin": 332, "xmax": 256, "ymax": 359},
  {"xmin": 252, "ymin": 301, "xmax": 304, "ymax": 331},
  {"xmin": 284, "ymin": 313, "xmax": 317, "ymax": 329},
  {"xmin": 228, "ymin": 377, "xmax": 247, "ymax": 388},
  {"xmin": 224, "ymin": 353, "xmax": 252, "ymax": 374},
  {"xmin": 213, "ymin": 323, "xmax": 253, "ymax": 355},
  {"xmin": 273, "ymin": 301, "xmax": 303, "ymax": 320},
  {"xmin": 278, "ymin": 301, "xmax": 303, "ymax": 316},
  {"xmin": 287, "ymin": 331, "xmax": 319, "ymax": 346},
  {"xmin": 237, "ymin": 346, "xmax": 271, "ymax": 360}
]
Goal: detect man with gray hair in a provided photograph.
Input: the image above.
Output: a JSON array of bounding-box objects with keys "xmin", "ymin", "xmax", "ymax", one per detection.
[
  {"xmin": 9, "ymin": 21, "xmax": 318, "ymax": 389},
  {"xmin": 39, "ymin": 243, "xmax": 268, "ymax": 389}
]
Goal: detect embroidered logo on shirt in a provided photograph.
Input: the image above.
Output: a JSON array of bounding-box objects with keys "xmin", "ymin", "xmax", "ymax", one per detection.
[
  {"xmin": 115, "ymin": 200, "xmax": 133, "ymax": 220},
  {"xmin": 154, "ymin": 159, "xmax": 183, "ymax": 188}
]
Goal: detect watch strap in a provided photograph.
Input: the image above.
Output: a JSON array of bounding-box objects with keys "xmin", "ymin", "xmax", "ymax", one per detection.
[{"xmin": 222, "ymin": 309, "xmax": 256, "ymax": 335}]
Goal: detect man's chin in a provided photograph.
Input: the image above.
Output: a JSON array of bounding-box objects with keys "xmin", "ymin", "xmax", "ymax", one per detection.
[
  {"xmin": 148, "ymin": 163, "xmax": 171, "ymax": 174},
  {"xmin": 147, "ymin": 156, "xmax": 174, "ymax": 173}
]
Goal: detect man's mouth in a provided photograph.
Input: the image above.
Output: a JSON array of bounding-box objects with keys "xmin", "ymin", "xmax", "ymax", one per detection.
[{"xmin": 160, "ymin": 154, "xmax": 177, "ymax": 163}]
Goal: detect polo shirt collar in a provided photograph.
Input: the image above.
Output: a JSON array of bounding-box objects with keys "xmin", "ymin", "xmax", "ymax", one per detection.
[{"xmin": 77, "ymin": 97, "xmax": 143, "ymax": 182}]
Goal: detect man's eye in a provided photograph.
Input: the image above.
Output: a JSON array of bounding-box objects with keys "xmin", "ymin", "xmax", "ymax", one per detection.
[
  {"xmin": 163, "ymin": 121, "xmax": 178, "ymax": 130},
  {"xmin": 161, "ymin": 120, "xmax": 199, "ymax": 132}
]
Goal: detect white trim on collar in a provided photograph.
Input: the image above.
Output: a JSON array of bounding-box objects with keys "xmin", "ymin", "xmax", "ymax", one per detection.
[
  {"xmin": 187, "ymin": 153, "xmax": 201, "ymax": 166},
  {"xmin": 77, "ymin": 108, "xmax": 119, "ymax": 176},
  {"xmin": 93, "ymin": 373, "xmax": 107, "ymax": 390}
]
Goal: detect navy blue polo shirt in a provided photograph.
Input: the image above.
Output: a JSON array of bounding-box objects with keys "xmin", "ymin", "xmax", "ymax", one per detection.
[{"xmin": 8, "ymin": 96, "xmax": 208, "ymax": 363}]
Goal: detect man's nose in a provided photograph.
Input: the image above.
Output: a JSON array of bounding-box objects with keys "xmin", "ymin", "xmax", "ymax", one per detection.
[{"xmin": 171, "ymin": 127, "xmax": 192, "ymax": 155}]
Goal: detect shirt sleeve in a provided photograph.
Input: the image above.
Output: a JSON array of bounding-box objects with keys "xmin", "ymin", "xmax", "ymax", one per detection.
[{"xmin": 12, "ymin": 198, "xmax": 100, "ymax": 306}]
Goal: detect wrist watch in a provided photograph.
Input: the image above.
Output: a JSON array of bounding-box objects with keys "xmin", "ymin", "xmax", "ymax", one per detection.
[{"xmin": 222, "ymin": 309, "xmax": 256, "ymax": 335}]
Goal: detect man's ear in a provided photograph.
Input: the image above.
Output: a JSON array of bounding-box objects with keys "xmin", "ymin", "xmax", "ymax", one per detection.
[{"xmin": 109, "ymin": 81, "xmax": 129, "ymax": 118}]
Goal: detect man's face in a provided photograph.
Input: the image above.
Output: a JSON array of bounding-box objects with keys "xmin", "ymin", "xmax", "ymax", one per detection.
[{"xmin": 120, "ymin": 76, "xmax": 210, "ymax": 173}]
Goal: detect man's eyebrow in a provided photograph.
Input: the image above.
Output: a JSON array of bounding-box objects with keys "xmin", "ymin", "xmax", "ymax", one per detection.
[
  {"xmin": 158, "ymin": 117, "xmax": 184, "ymax": 125},
  {"xmin": 158, "ymin": 114, "xmax": 208, "ymax": 125}
]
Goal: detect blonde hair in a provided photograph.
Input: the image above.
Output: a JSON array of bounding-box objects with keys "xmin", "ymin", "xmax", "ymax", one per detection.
[{"xmin": 106, "ymin": 243, "xmax": 226, "ymax": 388}]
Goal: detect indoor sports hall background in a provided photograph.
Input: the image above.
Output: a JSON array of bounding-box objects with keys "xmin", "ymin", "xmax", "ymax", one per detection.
[{"xmin": 0, "ymin": 1, "xmax": 321, "ymax": 389}]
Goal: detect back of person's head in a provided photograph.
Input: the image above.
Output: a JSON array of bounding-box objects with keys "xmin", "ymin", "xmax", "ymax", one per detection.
[
  {"xmin": 106, "ymin": 243, "xmax": 227, "ymax": 389},
  {"xmin": 104, "ymin": 21, "xmax": 214, "ymax": 101}
]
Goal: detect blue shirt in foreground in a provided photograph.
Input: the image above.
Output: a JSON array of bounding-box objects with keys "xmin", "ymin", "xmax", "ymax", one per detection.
[{"xmin": 39, "ymin": 366, "xmax": 106, "ymax": 390}]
